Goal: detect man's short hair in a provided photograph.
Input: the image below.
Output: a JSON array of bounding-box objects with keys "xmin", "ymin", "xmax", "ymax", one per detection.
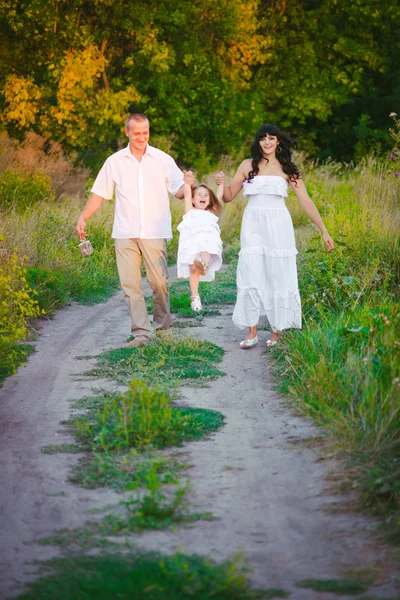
[{"xmin": 125, "ymin": 113, "xmax": 150, "ymax": 129}]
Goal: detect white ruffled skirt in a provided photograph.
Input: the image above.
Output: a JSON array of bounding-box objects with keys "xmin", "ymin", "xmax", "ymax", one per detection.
[
  {"xmin": 177, "ymin": 210, "xmax": 223, "ymax": 282},
  {"xmin": 232, "ymin": 194, "xmax": 302, "ymax": 332}
]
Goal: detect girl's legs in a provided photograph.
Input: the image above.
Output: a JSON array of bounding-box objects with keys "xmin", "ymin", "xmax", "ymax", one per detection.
[
  {"xmin": 189, "ymin": 265, "xmax": 200, "ymax": 297},
  {"xmin": 200, "ymin": 251, "xmax": 210, "ymax": 267},
  {"xmin": 271, "ymin": 331, "xmax": 282, "ymax": 343},
  {"xmin": 189, "ymin": 265, "xmax": 202, "ymax": 311},
  {"xmin": 194, "ymin": 251, "xmax": 211, "ymax": 276}
]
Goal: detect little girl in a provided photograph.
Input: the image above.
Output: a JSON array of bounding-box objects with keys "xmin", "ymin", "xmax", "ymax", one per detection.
[{"xmin": 177, "ymin": 179, "xmax": 223, "ymax": 311}]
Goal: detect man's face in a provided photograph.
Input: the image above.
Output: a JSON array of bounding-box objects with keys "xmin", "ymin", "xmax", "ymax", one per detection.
[{"xmin": 125, "ymin": 120, "xmax": 150, "ymax": 152}]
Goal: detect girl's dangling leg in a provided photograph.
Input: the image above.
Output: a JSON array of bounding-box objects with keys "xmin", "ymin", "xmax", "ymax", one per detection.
[
  {"xmin": 189, "ymin": 265, "xmax": 202, "ymax": 311},
  {"xmin": 194, "ymin": 251, "xmax": 210, "ymax": 276},
  {"xmin": 200, "ymin": 251, "xmax": 210, "ymax": 268}
]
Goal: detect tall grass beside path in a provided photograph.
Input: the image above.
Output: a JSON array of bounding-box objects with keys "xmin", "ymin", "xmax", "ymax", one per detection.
[
  {"xmin": 272, "ymin": 158, "xmax": 400, "ymax": 535},
  {"xmin": 1, "ymin": 195, "xmax": 119, "ymax": 314}
]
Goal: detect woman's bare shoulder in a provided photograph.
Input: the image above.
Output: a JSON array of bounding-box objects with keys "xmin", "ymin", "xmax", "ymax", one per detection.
[{"xmin": 237, "ymin": 158, "xmax": 252, "ymax": 178}]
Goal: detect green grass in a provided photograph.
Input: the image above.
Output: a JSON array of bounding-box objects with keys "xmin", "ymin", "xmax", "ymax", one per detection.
[
  {"xmin": 85, "ymin": 333, "xmax": 225, "ymax": 387},
  {"xmin": 0, "ymin": 342, "xmax": 35, "ymax": 386},
  {"xmin": 270, "ymin": 159, "xmax": 400, "ymax": 536},
  {"xmin": 69, "ymin": 450, "xmax": 186, "ymax": 492},
  {"xmin": 295, "ymin": 578, "xmax": 368, "ymax": 594},
  {"xmin": 51, "ymin": 383, "xmax": 224, "ymax": 494},
  {"xmin": 38, "ymin": 474, "xmax": 215, "ymax": 546},
  {"xmin": 72, "ymin": 381, "xmax": 225, "ymax": 452},
  {"xmin": 41, "ymin": 443, "xmax": 85, "ymax": 454},
  {"xmin": 15, "ymin": 552, "xmax": 288, "ymax": 600}
]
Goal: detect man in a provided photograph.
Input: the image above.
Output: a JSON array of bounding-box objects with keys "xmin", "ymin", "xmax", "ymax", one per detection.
[{"xmin": 76, "ymin": 113, "xmax": 193, "ymax": 347}]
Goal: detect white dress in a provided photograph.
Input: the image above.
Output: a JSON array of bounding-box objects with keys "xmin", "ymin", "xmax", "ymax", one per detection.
[
  {"xmin": 232, "ymin": 176, "xmax": 302, "ymax": 332},
  {"xmin": 177, "ymin": 209, "xmax": 223, "ymax": 282}
]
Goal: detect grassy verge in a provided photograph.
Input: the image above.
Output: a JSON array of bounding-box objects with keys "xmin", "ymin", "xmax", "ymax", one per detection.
[
  {"xmin": 272, "ymin": 158, "xmax": 400, "ymax": 537},
  {"xmin": 15, "ymin": 552, "xmax": 288, "ymax": 600},
  {"xmin": 0, "ymin": 343, "xmax": 35, "ymax": 386},
  {"xmin": 85, "ymin": 332, "xmax": 225, "ymax": 387}
]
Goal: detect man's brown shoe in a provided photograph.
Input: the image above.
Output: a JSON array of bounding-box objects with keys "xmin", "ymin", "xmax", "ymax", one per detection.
[{"xmin": 122, "ymin": 338, "xmax": 148, "ymax": 349}]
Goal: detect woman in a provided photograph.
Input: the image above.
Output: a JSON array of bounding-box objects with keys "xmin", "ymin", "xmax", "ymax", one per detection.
[{"xmin": 217, "ymin": 124, "xmax": 334, "ymax": 348}]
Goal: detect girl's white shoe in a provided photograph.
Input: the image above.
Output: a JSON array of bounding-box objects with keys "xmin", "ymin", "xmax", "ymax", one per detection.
[
  {"xmin": 239, "ymin": 335, "xmax": 259, "ymax": 349},
  {"xmin": 190, "ymin": 295, "xmax": 202, "ymax": 312}
]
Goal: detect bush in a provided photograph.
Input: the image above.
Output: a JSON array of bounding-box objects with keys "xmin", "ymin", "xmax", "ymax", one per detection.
[
  {"xmin": 0, "ymin": 169, "xmax": 54, "ymax": 210},
  {"xmin": 73, "ymin": 380, "xmax": 213, "ymax": 451},
  {"xmin": 0, "ymin": 238, "xmax": 41, "ymax": 377}
]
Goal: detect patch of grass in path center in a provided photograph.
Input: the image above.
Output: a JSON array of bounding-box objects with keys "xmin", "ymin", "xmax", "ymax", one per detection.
[
  {"xmin": 15, "ymin": 552, "xmax": 289, "ymax": 600},
  {"xmin": 84, "ymin": 332, "xmax": 224, "ymax": 388}
]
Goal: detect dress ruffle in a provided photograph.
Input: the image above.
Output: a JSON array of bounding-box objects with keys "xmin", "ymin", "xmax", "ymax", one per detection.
[
  {"xmin": 243, "ymin": 176, "xmax": 289, "ymax": 199},
  {"xmin": 239, "ymin": 246, "xmax": 298, "ymax": 258},
  {"xmin": 177, "ymin": 209, "xmax": 223, "ymax": 282},
  {"xmin": 233, "ymin": 287, "xmax": 301, "ymax": 332}
]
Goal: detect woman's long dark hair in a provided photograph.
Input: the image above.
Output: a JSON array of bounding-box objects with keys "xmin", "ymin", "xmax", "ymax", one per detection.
[{"xmin": 247, "ymin": 124, "xmax": 301, "ymax": 183}]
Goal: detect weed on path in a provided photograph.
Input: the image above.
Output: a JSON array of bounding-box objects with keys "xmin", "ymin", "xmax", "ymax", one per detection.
[
  {"xmin": 15, "ymin": 552, "xmax": 288, "ymax": 600},
  {"xmin": 85, "ymin": 333, "xmax": 225, "ymax": 388}
]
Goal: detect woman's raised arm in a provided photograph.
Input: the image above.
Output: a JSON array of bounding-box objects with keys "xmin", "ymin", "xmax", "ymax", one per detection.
[{"xmin": 216, "ymin": 159, "xmax": 250, "ymax": 203}]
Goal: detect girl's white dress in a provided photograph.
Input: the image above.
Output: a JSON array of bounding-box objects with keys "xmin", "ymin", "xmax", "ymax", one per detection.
[
  {"xmin": 232, "ymin": 176, "xmax": 302, "ymax": 332},
  {"xmin": 177, "ymin": 209, "xmax": 223, "ymax": 282}
]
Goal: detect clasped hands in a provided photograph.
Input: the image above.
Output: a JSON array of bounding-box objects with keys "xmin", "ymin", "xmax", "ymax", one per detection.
[{"xmin": 183, "ymin": 170, "xmax": 225, "ymax": 187}]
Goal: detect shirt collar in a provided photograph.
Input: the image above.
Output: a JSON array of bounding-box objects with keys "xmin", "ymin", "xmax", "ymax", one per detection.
[{"xmin": 123, "ymin": 143, "xmax": 157, "ymax": 158}]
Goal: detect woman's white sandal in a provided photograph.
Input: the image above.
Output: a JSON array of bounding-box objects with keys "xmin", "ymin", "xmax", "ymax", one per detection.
[
  {"xmin": 239, "ymin": 335, "xmax": 259, "ymax": 349},
  {"xmin": 194, "ymin": 258, "xmax": 208, "ymax": 276},
  {"xmin": 265, "ymin": 339, "xmax": 278, "ymax": 348},
  {"xmin": 190, "ymin": 295, "xmax": 202, "ymax": 312}
]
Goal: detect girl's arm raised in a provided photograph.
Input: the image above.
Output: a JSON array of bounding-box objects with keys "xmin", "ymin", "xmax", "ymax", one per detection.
[
  {"xmin": 290, "ymin": 178, "xmax": 334, "ymax": 251},
  {"xmin": 216, "ymin": 172, "xmax": 225, "ymax": 201},
  {"xmin": 183, "ymin": 182, "xmax": 193, "ymax": 214}
]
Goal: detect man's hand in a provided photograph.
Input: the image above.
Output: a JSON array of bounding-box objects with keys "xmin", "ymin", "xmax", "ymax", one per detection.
[
  {"xmin": 76, "ymin": 215, "xmax": 87, "ymax": 239},
  {"xmin": 183, "ymin": 170, "xmax": 195, "ymax": 187}
]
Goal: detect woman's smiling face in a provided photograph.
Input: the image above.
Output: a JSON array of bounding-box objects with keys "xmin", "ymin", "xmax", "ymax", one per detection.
[
  {"xmin": 259, "ymin": 134, "xmax": 279, "ymax": 157},
  {"xmin": 192, "ymin": 186, "xmax": 210, "ymax": 210}
]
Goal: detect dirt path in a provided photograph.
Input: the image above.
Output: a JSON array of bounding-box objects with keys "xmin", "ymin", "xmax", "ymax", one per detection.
[{"xmin": 0, "ymin": 271, "xmax": 398, "ymax": 599}]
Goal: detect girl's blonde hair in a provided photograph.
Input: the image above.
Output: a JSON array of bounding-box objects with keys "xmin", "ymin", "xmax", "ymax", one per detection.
[{"xmin": 192, "ymin": 184, "xmax": 222, "ymax": 215}]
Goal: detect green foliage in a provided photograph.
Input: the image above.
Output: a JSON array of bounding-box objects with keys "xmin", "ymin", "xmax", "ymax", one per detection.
[
  {"xmin": 1, "ymin": 198, "xmax": 119, "ymax": 317},
  {"xmin": 0, "ymin": 240, "xmax": 41, "ymax": 378},
  {"xmin": 69, "ymin": 450, "xmax": 184, "ymax": 492},
  {"xmin": 0, "ymin": 342, "xmax": 35, "ymax": 386},
  {"xmin": 86, "ymin": 333, "xmax": 224, "ymax": 387},
  {"xmin": 272, "ymin": 159, "xmax": 400, "ymax": 531},
  {"xmin": 387, "ymin": 112, "xmax": 400, "ymax": 181},
  {"xmin": 353, "ymin": 114, "xmax": 389, "ymax": 162},
  {"xmin": 1, "ymin": 0, "xmax": 398, "ymax": 165},
  {"xmin": 99, "ymin": 474, "xmax": 213, "ymax": 533},
  {"xmin": 14, "ymin": 551, "xmax": 282, "ymax": 600},
  {"xmin": 0, "ymin": 169, "xmax": 53, "ymax": 210},
  {"xmin": 73, "ymin": 380, "xmax": 224, "ymax": 451},
  {"xmin": 295, "ymin": 578, "xmax": 368, "ymax": 595},
  {"xmin": 25, "ymin": 267, "xmax": 69, "ymax": 314}
]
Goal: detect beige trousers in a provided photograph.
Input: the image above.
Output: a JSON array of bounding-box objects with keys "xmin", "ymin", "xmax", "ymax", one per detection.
[{"xmin": 114, "ymin": 238, "xmax": 172, "ymax": 340}]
